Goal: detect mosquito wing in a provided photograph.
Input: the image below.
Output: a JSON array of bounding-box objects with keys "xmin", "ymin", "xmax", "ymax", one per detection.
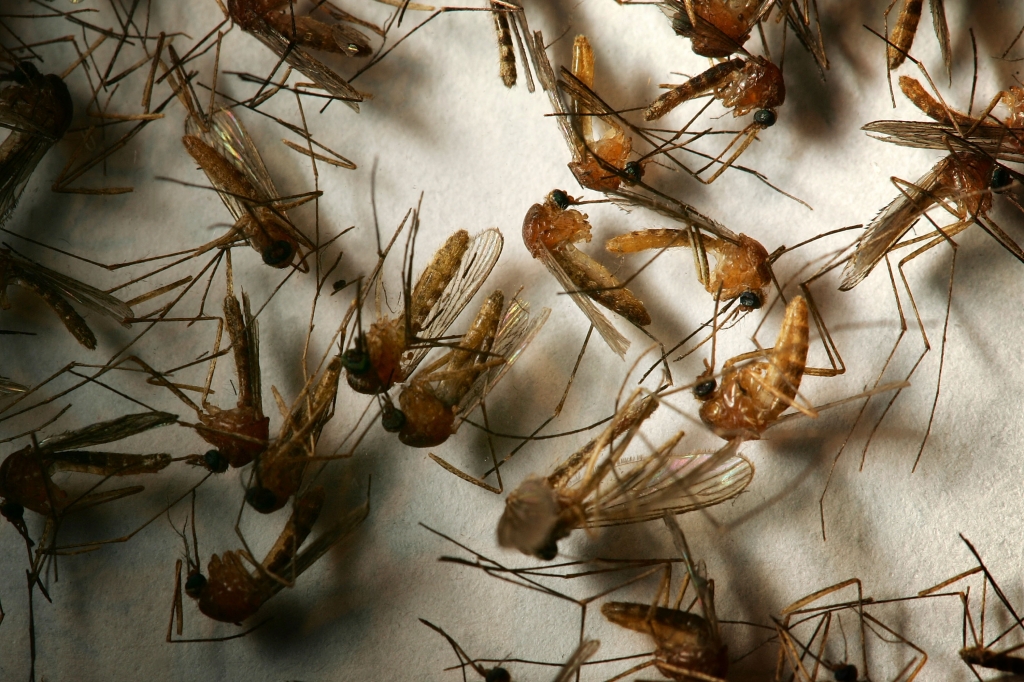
[
  {"xmin": 863, "ymin": 120, "xmax": 1024, "ymax": 163},
  {"xmin": 586, "ymin": 441, "xmax": 754, "ymax": 527},
  {"xmin": 6, "ymin": 252, "xmax": 134, "ymax": 325},
  {"xmin": 454, "ymin": 298, "xmax": 550, "ymax": 420},
  {"xmin": 551, "ymin": 639, "xmax": 600, "ymax": 682},
  {"xmin": 0, "ymin": 134, "xmax": 53, "ymax": 227},
  {"xmin": 533, "ymin": 33, "xmax": 586, "ymax": 165},
  {"xmin": 0, "ymin": 375, "xmax": 27, "ymax": 395},
  {"xmin": 402, "ymin": 228, "xmax": 504, "ymax": 376},
  {"xmin": 250, "ymin": 27, "xmax": 364, "ymax": 110},
  {"xmin": 609, "ymin": 187, "xmax": 740, "ymax": 244},
  {"xmin": 41, "ymin": 411, "xmax": 178, "ymax": 452}
]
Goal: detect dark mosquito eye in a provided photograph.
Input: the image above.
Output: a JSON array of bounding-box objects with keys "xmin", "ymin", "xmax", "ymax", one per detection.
[
  {"xmin": 485, "ymin": 668, "xmax": 511, "ymax": 682},
  {"xmin": 332, "ymin": 279, "xmax": 347, "ymax": 292},
  {"xmin": 991, "ymin": 166, "xmax": 1012, "ymax": 191},
  {"xmin": 381, "ymin": 407, "xmax": 406, "ymax": 433},
  {"xmin": 694, "ymin": 379, "xmax": 717, "ymax": 398},
  {"xmin": 833, "ymin": 664, "xmax": 858, "ymax": 682},
  {"xmin": 537, "ymin": 540, "xmax": 558, "ymax": 561},
  {"xmin": 262, "ymin": 240, "xmax": 294, "ymax": 266},
  {"xmin": 342, "ymin": 349, "xmax": 370, "ymax": 374},
  {"xmin": 245, "ymin": 486, "xmax": 278, "ymax": 513},
  {"xmin": 203, "ymin": 450, "xmax": 229, "ymax": 474},
  {"xmin": 754, "ymin": 109, "xmax": 777, "ymax": 127},
  {"xmin": 550, "ymin": 189, "xmax": 570, "ymax": 210},
  {"xmin": 1, "ymin": 501, "xmax": 25, "ymax": 522},
  {"xmin": 738, "ymin": 291, "xmax": 762, "ymax": 309},
  {"xmin": 184, "ymin": 572, "xmax": 207, "ymax": 598},
  {"xmin": 623, "ymin": 161, "xmax": 644, "ymax": 184}
]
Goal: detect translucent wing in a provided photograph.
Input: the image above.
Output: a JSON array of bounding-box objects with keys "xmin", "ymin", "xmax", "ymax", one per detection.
[
  {"xmin": 41, "ymin": 412, "xmax": 178, "ymax": 451},
  {"xmin": 537, "ymin": 246, "xmax": 629, "ymax": 358},
  {"xmin": 454, "ymin": 298, "xmax": 550, "ymax": 421},
  {"xmin": 863, "ymin": 120, "xmax": 1024, "ymax": 163},
  {"xmin": 839, "ymin": 158, "xmax": 948, "ymax": 290},
  {"xmin": 249, "ymin": 27, "xmax": 364, "ymax": 110},
  {"xmin": 402, "ymin": 228, "xmax": 504, "ymax": 376},
  {"xmin": 7, "ymin": 252, "xmax": 134, "ymax": 324},
  {"xmin": 0, "ymin": 374, "xmax": 27, "ymax": 395},
  {"xmin": 586, "ymin": 441, "xmax": 754, "ymax": 527},
  {"xmin": 609, "ymin": 186, "xmax": 740, "ymax": 243},
  {"xmin": 533, "ymin": 33, "xmax": 586, "ymax": 165},
  {"xmin": 0, "ymin": 134, "xmax": 53, "ymax": 226},
  {"xmin": 551, "ymin": 639, "xmax": 600, "ymax": 682}
]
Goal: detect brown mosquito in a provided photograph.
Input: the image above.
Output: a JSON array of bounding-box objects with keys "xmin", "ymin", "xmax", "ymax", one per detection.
[
  {"xmin": 486, "ymin": 0, "xmax": 537, "ymax": 91},
  {"xmin": 0, "ymin": 245, "xmax": 133, "ymax": 350},
  {"xmin": 883, "ymin": 0, "xmax": 950, "ymax": 81},
  {"xmin": 386, "ymin": 290, "xmax": 549, "ymax": 448},
  {"xmin": 496, "ymin": 390, "xmax": 753, "ymax": 559},
  {"xmin": 169, "ymin": 484, "xmax": 369, "ymax": 634},
  {"xmin": 343, "ymin": 222, "xmax": 503, "ymax": 395},
  {"xmin": 0, "ymin": 61, "xmax": 73, "ymax": 226}
]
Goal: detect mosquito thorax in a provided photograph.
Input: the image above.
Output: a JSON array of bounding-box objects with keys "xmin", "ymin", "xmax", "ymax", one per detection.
[
  {"xmin": 991, "ymin": 166, "xmax": 1012, "ymax": 191},
  {"xmin": 262, "ymin": 240, "xmax": 294, "ymax": 267},
  {"xmin": 0, "ymin": 501, "xmax": 24, "ymax": 522},
  {"xmin": 738, "ymin": 291, "xmax": 762, "ymax": 309},
  {"xmin": 623, "ymin": 161, "xmax": 644, "ymax": 184},
  {"xmin": 203, "ymin": 450, "xmax": 229, "ymax": 474},
  {"xmin": 694, "ymin": 378, "xmax": 717, "ymax": 399},
  {"xmin": 550, "ymin": 189, "xmax": 571, "ymax": 210},
  {"xmin": 245, "ymin": 486, "xmax": 278, "ymax": 513},
  {"xmin": 833, "ymin": 664, "xmax": 858, "ymax": 682},
  {"xmin": 754, "ymin": 109, "xmax": 777, "ymax": 127},
  {"xmin": 485, "ymin": 667, "xmax": 512, "ymax": 682},
  {"xmin": 184, "ymin": 572, "xmax": 207, "ymax": 599}
]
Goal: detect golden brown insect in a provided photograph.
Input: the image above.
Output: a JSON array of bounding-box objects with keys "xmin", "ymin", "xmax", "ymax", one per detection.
[
  {"xmin": 0, "ymin": 62, "xmax": 73, "ymax": 226},
  {"xmin": 388, "ymin": 291, "xmax": 548, "ymax": 448},
  {"xmin": 662, "ymin": 0, "xmax": 769, "ymax": 58},
  {"xmin": 602, "ymin": 516, "xmax": 728, "ymax": 681},
  {"xmin": 166, "ymin": 57, "xmax": 316, "ymax": 270},
  {"xmin": 0, "ymin": 411, "xmax": 177, "ymax": 517},
  {"xmin": 225, "ymin": 0, "xmax": 369, "ymax": 105},
  {"xmin": 884, "ymin": 0, "xmax": 950, "ymax": 79},
  {"xmin": 343, "ymin": 226, "xmax": 503, "ymax": 395},
  {"xmin": 607, "ymin": 229, "xmax": 771, "ymax": 311},
  {"xmin": 172, "ymin": 485, "xmax": 368, "ymax": 629},
  {"xmin": 0, "ymin": 247, "xmax": 133, "ymax": 350},
  {"xmin": 497, "ymin": 391, "xmax": 753, "ymax": 559},
  {"xmin": 522, "ymin": 190, "xmax": 650, "ymax": 357}
]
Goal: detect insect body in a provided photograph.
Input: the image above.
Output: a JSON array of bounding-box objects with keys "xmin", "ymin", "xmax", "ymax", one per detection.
[
  {"xmin": 645, "ymin": 55, "xmax": 784, "ymax": 123},
  {"xmin": 663, "ymin": 0, "xmax": 769, "ymax": 58}
]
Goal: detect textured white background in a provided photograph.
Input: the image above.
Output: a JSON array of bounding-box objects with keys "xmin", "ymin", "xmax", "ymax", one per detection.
[{"xmin": 3, "ymin": 0, "xmax": 1024, "ymax": 680}]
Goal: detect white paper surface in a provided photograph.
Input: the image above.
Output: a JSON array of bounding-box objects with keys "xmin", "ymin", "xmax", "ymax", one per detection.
[{"xmin": 3, "ymin": 1, "xmax": 1024, "ymax": 680}]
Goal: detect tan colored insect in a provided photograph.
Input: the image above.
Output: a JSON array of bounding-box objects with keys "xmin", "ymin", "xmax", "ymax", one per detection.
[
  {"xmin": 387, "ymin": 290, "xmax": 548, "ymax": 448},
  {"xmin": 343, "ymin": 226, "xmax": 503, "ymax": 395},
  {"xmin": 522, "ymin": 190, "xmax": 650, "ymax": 357},
  {"xmin": 884, "ymin": 0, "xmax": 950, "ymax": 80},
  {"xmin": 662, "ymin": 0, "xmax": 769, "ymax": 58},
  {"xmin": 497, "ymin": 391, "xmax": 753, "ymax": 559}
]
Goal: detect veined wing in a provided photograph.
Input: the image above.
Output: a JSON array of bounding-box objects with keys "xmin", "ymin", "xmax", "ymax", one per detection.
[
  {"xmin": 539, "ymin": 245, "xmax": 628, "ymax": 358},
  {"xmin": 0, "ymin": 133, "xmax": 53, "ymax": 226},
  {"xmin": 863, "ymin": 120, "xmax": 1024, "ymax": 163},
  {"xmin": 532, "ymin": 32, "xmax": 586, "ymax": 166},
  {"xmin": 454, "ymin": 297, "xmax": 550, "ymax": 419},
  {"xmin": 586, "ymin": 441, "xmax": 754, "ymax": 527},
  {"xmin": 7, "ymin": 252, "xmax": 134, "ymax": 324},
  {"xmin": 41, "ymin": 411, "xmax": 178, "ymax": 451},
  {"xmin": 609, "ymin": 187, "xmax": 740, "ymax": 244},
  {"xmin": 551, "ymin": 639, "xmax": 600, "ymax": 682},
  {"xmin": 252, "ymin": 28, "xmax": 364, "ymax": 110},
  {"xmin": 839, "ymin": 158, "xmax": 949, "ymax": 290},
  {"xmin": 0, "ymin": 374, "xmax": 27, "ymax": 395},
  {"xmin": 403, "ymin": 228, "xmax": 504, "ymax": 376}
]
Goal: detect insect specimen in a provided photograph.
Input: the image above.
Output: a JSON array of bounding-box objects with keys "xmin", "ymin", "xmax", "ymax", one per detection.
[
  {"xmin": 343, "ymin": 226, "xmax": 503, "ymax": 395},
  {"xmin": 602, "ymin": 515, "xmax": 728, "ymax": 681},
  {"xmin": 487, "ymin": 0, "xmax": 537, "ymax": 91},
  {"xmin": 644, "ymin": 54, "xmax": 785, "ymax": 183},
  {"xmin": 225, "ymin": 0, "xmax": 369, "ymax": 106},
  {"xmin": 166, "ymin": 56, "xmax": 316, "ymax": 270},
  {"xmin": 0, "ymin": 247, "xmax": 133, "ymax": 350},
  {"xmin": 0, "ymin": 411, "xmax": 177, "ymax": 517},
  {"xmin": 522, "ymin": 190, "xmax": 650, "ymax": 358},
  {"xmin": 173, "ymin": 485, "xmax": 369, "ymax": 628},
  {"xmin": 661, "ymin": 0, "xmax": 769, "ymax": 58},
  {"xmin": 497, "ymin": 390, "xmax": 753, "ymax": 559},
  {"xmin": 388, "ymin": 290, "xmax": 549, "ymax": 448},
  {"xmin": 0, "ymin": 62, "xmax": 73, "ymax": 226},
  {"xmin": 884, "ymin": 0, "xmax": 950, "ymax": 79},
  {"xmin": 606, "ymin": 228, "xmax": 771, "ymax": 311}
]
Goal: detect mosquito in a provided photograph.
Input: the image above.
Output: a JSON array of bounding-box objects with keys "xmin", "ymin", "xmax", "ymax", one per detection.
[
  {"xmin": 343, "ymin": 223, "xmax": 503, "ymax": 396},
  {"xmin": 496, "ymin": 390, "xmax": 753, "ymax": 559},
  {"xmin": 883, "ymin": 0, "xmax": 950, "ymax": 81},
  {"xmin": 385, "ymin": 290, "xmax": 549, "ymax": 448},
  {"xmin": 0, "ymin": 61, "xmax": 73, "ymax": 226}
]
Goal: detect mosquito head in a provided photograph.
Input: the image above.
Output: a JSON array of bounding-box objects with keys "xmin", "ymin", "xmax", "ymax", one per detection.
[
  {"xmin": 245, "ymin": 486, "xmax": 278, "ymax": 514},
  {"xmin": 332, "ymin": 278, "xmax": 347, "ymax": 293},
  {"xmin": 184, "ymin": 571, "xmax": 207, "ymax": 599},
  {"xmin": 550, "ymin": 189, "xmax": 571, "ymax": 210},
  {"xmin": 342, "ymin": 347, "xmax": 371, "ymax": 374},
  {"xmin": 8, "ymin": 62, "xmax": 41, "ymax": 84},
  {"xmin": 832, "ymin": 663, "xmax": 858, "ymax": 682},
  {"xmin": 485, "ymin": 668, "xmax": 511, "ymax": 682},
  {"xmin": 990, "ymin": 165, "xmax": 1013, "ymax": 192},
  {"xmin": 203, "ymin": 450, "xmax": 229, "ymax": 474},
  {"xmin": 693, "ymin": 378, "xmax": 717, "ymax": 399},
  {"xmin": 738, "ymin": 291, "xmax": 763, "ymax": 310},
  {"xmin": 0, "ymin": 501, "xmax": 24, "ymax": 523},
  {"xmin": 262, "ymin": 240, "xmax": 295, "ymax": 267},
  {"xmin": 623, "ymin": 161, "xmax": 644, "ymax": 185},
  {"xmin": 753, "ymin": 109, "xmax": 777, "ymax": 127},
  {"xmin": 536, "ymin": 539, "xmax": 559, "ymax": 561},
  {"xmin": 380, "ymin": 405, "xmax": 406, "ymax": 433}
]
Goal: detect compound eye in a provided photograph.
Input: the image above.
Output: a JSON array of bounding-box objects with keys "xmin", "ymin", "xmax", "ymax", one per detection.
[
  {"xmin": 203, "ymin": 450, "xmax": 229, "ymax": 473},
  {"xmin": 485, "ymin": 668, "xmax": 512, "ymax": 682},
  {"xmin": 184, "ymin": 572, "xmax": 207, "ymax": 598},
  {"xmin": 753, "ymin": 109, "xmax": 777, "ymax": 127},
  {"xmin": 550, "ymin": 189, "xmax": 570, "ymax": 210},
  {"xmin": 833, "ymin": 664, "xmax": 858, "ymax": 682},
  {"xmin": 738, "ymin": 291, "xmax": 762, "ymax": 309},
  {"xmin": 245, "ymin": 486, "xmax": 278, "ymax": 513},
  {"xmin": 991, "ymin": 166, "xmax": 1012, "ymax": 191},
  {"xmin": 694, "ymin": 378, "xmax": 717, "ymax": 399},
  {"xmin": 623, "ymin": 161, "xmax": 644, "ymax": 184},
  {"xmin": 342, "ymin": 349, "xmax": 371, "ymax": 374},
  {"xmin": 537, "ymin": 540, "xmax": 559, "ymax": 561},
  {"xmin": 381, "ymin": 404, "xmax": 406, "ymax": 433},
  {"xmin": 262, "ymin": 240, "xmax": 294, "ymax": 266},
  {"xmin": 1, "ymin": 501, "xmax": 25, "ymax": 522}
]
